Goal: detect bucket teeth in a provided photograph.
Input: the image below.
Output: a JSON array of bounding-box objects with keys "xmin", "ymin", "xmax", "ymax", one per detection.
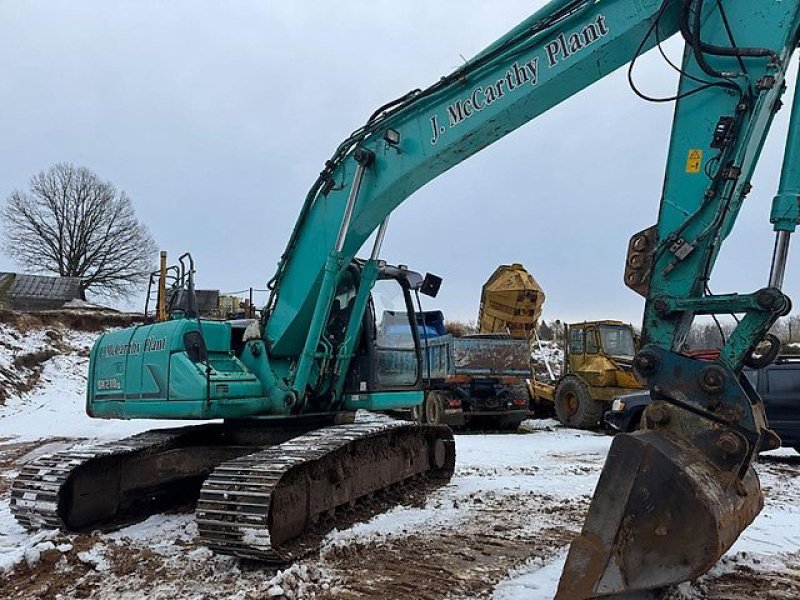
[{"xmin": 557, "ymin": 430, "xmax": 762, "ymax": 599}]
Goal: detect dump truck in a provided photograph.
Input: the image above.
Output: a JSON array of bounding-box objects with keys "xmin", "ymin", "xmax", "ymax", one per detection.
[
  {"xmin": 474, "ymin": 265, "xmax": 644, "ymax": 428},
  {"xmin": 382, "ymin": 310, "xmax": 530, "ymax": 430},
  {"xmin": 530, "ymin": 320, "xmax": 644, "ymax": 429}
]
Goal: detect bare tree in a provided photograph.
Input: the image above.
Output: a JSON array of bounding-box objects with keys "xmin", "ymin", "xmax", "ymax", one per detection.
[{"xmin": 2, "ymin": 163, "xmax": 157, "ymax": 299}]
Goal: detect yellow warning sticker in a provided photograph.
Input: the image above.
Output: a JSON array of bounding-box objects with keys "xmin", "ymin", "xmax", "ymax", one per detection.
[{"xmin": 686, "ymin": 149, "xmax": 703, "ymax": 173}]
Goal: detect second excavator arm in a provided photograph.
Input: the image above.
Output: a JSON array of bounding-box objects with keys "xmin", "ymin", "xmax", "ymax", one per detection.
[{"xmin": 258, "ymin": 1, "xmax": 800, "ymax": 597}]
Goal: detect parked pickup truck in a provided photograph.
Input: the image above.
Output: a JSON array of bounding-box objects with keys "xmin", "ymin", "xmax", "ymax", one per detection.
[
  {"xmin": 381, "ymin": 310, "xmax": 530, "ymax": 430},
  {"xmin": 605, "ymin": 355, "xmax": 800, "ymax": 452}
]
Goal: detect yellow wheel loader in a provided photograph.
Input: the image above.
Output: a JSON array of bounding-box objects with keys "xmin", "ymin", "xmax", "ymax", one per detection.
[{"xmin": 530, "ymin": 320, "xmax": 643, "ymax": 429}]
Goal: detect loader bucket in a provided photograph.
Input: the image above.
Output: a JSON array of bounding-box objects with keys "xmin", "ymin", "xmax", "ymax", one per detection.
[{"xmin": 556, "ymin": 429, "xmax": 762, "ymax": 599}]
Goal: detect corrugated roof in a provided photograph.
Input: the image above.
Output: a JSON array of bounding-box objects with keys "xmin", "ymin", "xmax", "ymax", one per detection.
[{"xmin": 0, "ymin": 273, "xmax": 83, "ymax": 302}]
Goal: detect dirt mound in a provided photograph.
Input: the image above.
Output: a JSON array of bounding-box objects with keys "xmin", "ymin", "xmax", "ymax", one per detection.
[
  {"xmin": 0, "ymin": 310, "xmax": 143, "ymax": 333},
  {"xmin": 0, "ymin": 327, "xmax": 80, "ymax": 406},
  {"xmin": 0, "ymin": 311, "xmax": 139, "ymax": 406}
]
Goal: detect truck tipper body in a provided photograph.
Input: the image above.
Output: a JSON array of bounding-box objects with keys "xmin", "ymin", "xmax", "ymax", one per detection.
[{"xmin": 382, "ymin": 310, "xmax": 530, "ymax": 429}]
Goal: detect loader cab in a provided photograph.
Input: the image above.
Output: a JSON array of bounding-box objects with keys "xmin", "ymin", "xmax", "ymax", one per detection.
[
  {"xmin": 565, "ymin": 321, "xmax": 639, "ymax": 390},
  {"xmin": 567, "ymin": 321, "xmax": 636, "ymax": 360}
]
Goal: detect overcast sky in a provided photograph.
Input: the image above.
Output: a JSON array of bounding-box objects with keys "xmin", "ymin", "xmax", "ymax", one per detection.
[{"xmin": 1, "ymin": 1, "xmax": 798, "ymax": 325}]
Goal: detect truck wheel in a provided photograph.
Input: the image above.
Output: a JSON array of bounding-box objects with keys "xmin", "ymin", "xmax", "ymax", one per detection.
[
  {"xmin": 510, "ymin": 383, "xmax": 531, "ymax": 409},
  {"xmin": 411, "ymin": 404, "xmax": 424, "ymax": 423},
  {"xmin": 554, "ymin": 377, "xmax": 604, "ymax": 429},
  {"xmin": 425, "ymin": 391, "xmax": 444, "ymax": 425}
]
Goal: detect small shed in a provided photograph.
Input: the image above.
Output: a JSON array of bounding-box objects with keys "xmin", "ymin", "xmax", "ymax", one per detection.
[{"xmin": 0, "ymin": 273, "xmax": 84, "ymax": 311}]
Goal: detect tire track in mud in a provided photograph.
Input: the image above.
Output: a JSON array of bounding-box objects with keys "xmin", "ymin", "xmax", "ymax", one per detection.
[
  {"xmin": 699, "ymin": 558, "xmax": 800, "ymax": 600},
  {"xmin": 318, "ymin": 491, "xmax": 588, "ymax": 599},
  {"xmin": 663, "ymin": 554, "xmax": 800, "ymax": 600}
]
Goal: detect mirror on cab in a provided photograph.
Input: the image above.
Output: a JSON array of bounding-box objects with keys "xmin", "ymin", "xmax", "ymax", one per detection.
[{"xmin": 420, "ymin": 273, "xmax": 442, "ymax": 298}]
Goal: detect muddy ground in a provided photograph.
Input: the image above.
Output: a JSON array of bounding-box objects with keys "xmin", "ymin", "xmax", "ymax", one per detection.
[{"xmin": 1, "ymin": 431, "xmax": 799, "ymax": 600}]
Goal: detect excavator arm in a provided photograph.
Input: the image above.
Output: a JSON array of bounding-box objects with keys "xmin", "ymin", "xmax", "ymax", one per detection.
[
  {"xmin": 259, "ymin": 1, "xmax": 800, "ymax": 597},
  {"xmin": 265, "ymin": 0, "xmax": 678, "ymax": 362}
]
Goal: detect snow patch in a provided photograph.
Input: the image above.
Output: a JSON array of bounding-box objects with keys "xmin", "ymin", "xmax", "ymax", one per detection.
[
  {"xmin": 242, "ymin": 527, "xmax": 272, "ymax": 549},
  {"xmin": 77, "ymin": 543, "xmax": 110, "ymax": 571},
  {"xmin": 492, "ymin": 551, "xmax": 567, "ymax": 599},
  {"xmin": 0, "ymin": 497, "xmax": 58, "ymax": 574},
  {"xmin": 104, "ymin": 513, "xmax": 196, "ymax": 556}
]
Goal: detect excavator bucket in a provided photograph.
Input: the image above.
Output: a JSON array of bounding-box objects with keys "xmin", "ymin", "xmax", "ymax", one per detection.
[{"xmin": 556, "ymin": 426, "xmax": 762, "ymax": 599}]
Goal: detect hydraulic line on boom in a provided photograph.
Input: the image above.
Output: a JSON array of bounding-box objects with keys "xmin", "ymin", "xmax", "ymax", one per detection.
[{"xmin": 11, "ymin": 1, "xmax": 800, "ymax": 598}]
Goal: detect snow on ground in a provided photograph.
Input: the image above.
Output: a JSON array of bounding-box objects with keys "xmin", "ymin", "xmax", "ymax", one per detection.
[
  {"xmin": 492, "ymin": 443, "xmax": 800, "ymax": 600},
  {"xmin": 730, "ymin": 448, "xmax": 800, "ymax": 556},
  {"xmin": 0, "ymin": 321, "xmax": 799, "ymax": 598},
  {"xmin": 492, "ymin": 552, "xmax": 569, "ymax": 600},
  {"xmin": 325, "ymin": 427, "xmax": 607, "ymax": 551},
  {"xmin": 1, "ymin": 424, "xmax": 799, "ymax": 599}
]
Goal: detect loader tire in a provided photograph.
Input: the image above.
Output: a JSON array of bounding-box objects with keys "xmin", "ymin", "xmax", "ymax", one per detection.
[
  {"xmin": 554, "ymin": 376, "xmax": 604, "ymax": 429},
  {"xmin": 425, "ymin": 390, "xmax": 444, "ymax": 426}
]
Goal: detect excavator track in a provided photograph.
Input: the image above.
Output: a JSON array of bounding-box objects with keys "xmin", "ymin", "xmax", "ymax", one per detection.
[
  {"xmin": 196, "ymin": 419, "xmax": 455, "ymax": 562},
  {"xmin": 12, "ymin": 428, "xmax": 188, "ymax": 530},
  {"xmin": 10, "ymin": 424, "xmax": 266, "ymax": 532},
  {"xmin": 10, "ymin": 415, "xmax": 455, "ymax": 566}
]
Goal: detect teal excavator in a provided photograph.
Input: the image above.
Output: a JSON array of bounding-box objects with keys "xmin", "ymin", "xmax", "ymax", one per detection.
[{"xmin": 12, "ymin": 1, "xmax": 800, "ymax": 597}]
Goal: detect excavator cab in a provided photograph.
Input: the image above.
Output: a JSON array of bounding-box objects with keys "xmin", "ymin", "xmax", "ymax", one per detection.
[{"xmin": 339, "ymin": 262, "xmax": 442, "ymax": 411}]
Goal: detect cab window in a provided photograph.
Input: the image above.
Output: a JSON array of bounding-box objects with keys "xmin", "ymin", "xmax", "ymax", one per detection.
[
  {"xmin": 569, "ymin": 328, "xmax": 584, "ymax": 354},
  {"xmin": 767, "ymin": 368, "xmax": 800, "ymax": 394},
  {"xmin": 585, "ymin": 329, "xmax": 599, "ymax": 354},
  {"xmin": 599, "ymin": 325, "xmax": 636, "ymax": 357},
  {"xmin": 371, "ymin": 279, "xmax": 418, "ymax": 388}
]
